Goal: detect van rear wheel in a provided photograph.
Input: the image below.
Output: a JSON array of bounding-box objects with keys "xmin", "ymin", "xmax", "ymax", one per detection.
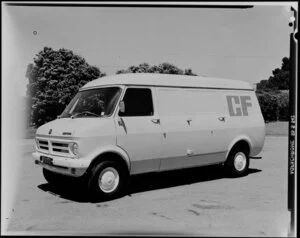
[
  {"xmin": 87, "ymin": 161, "xmax": 128, "ymax": 201},
  {"xmin": 225, "ymin": 149, "xmax": 249, "ymax": 177}
]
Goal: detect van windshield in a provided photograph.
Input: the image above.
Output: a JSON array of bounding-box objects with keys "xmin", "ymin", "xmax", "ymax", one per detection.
[{"xmin": 60, "ymin": 87, "xmax": 122, "ymax": 118}]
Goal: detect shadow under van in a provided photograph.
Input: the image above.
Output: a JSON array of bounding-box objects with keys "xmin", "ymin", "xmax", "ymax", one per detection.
[{"xmin": 38, "ymin": 164, "xmax": 262, "ymax": 203}]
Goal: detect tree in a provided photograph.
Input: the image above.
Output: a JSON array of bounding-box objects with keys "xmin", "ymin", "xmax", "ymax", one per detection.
[
  {"xmin": 256, "ymin": 91, "xmax": 280, "ymax": 122},
  {"xmin": 26, "ymin": 47, "xmax": 105, "ymax": 127},
  {"xmin": 116, "ymin": 62, "xmax": 197, "ymax": 76},
  {"xmin": 255, "ymin": 56, "xmax": 290, "ymax": 122},
  {"xmin": 256, "ymin": 57, "xmax": 290, "ymax": 91}
]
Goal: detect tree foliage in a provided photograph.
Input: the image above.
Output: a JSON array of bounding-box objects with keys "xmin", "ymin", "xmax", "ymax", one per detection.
[
  {"xmin": 26, "ymin": 47, "xmax": 105, "ymax": 127},
  {"xmin": 256, "ymin": 91, "xmax": 280, "ymax": 122},
  {"xmin": 256, "ymin": 57, "xmax": 290, "ymax": 91},
  {"xmin": 255, "ymin": 57, "xmax": 290, "ymax": 122},
  {"xmin": 116, "ymin": 62, "xmax": 197, "ymax": 76},
  {"xmin": 256, "ymin": 90, "xmax": 289, "ymax": 122}
]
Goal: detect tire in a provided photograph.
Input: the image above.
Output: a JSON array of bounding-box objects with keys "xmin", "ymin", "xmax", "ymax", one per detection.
[
  {"xmin": 87, "ymin": 161, "xmax": 128, "ymax": 201},
  {"xmin": 224, "ymin": 148, "xmax": 249, "ymax": 177},
  {"xmin": 43, "ymin": 168, "xmax": 60, "ymax": 184}
]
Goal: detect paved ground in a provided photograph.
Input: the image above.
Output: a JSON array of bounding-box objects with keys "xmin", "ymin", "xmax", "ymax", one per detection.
[{"xmin": 3, "ymin": 136, "xmax": 290, "ymax": 236}]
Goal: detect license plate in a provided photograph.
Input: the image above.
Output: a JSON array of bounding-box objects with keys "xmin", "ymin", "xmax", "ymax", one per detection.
[{"xmin": 41, "ymin": 156, "xmax": 53, "ymax": 165}]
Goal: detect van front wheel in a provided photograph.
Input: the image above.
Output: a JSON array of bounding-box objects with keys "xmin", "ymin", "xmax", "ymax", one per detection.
[
  {"xmin": 225, "ymin": 149, "xmax": 249, "ymax": 177},
  {"xmin": 87, "ymin": 161, "xmax": 127, "ymax": 201}
]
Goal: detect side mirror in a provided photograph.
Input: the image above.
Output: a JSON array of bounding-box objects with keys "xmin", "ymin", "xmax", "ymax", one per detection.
[{"xmin": 119, "ymin": 101, "xmax": 125, "ymax": 113}]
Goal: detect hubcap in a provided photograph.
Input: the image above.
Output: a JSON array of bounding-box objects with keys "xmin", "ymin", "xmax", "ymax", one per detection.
[
  {"xmin": 98, "ymin": 167, "xmax": 120, "ymax": 193},
  {"xmin": 234, "ymin": 152, "xmax": 247, "ymax": 171}
]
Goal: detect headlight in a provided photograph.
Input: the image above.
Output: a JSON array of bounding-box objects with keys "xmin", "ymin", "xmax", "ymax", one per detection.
[{"xmin": 69, "ymin": 142, "xmax": 79, "ymax": 156}]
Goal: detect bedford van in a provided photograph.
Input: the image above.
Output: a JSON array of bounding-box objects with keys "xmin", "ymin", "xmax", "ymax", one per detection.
[{"xmin": 32, "ymin": 73, "xmax": 265, "ymax": 199}]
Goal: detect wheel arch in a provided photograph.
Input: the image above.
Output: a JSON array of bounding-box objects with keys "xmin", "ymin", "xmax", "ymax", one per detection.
[
  {"xmin": 85, "ymin": 147, "xmax": 131, "ymax": 176},
  {"xmin": 226, "ymin": 136, "xmax": 252, "ymax": 159}
]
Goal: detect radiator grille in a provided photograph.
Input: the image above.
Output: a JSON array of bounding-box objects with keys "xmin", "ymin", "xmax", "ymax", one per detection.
[{"xmin": 37, "ymin": 139, "xmax": 70, "ymax": 156}]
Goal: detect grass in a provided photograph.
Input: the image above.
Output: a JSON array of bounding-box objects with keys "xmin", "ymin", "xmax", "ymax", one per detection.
[
  {"xmin": 265, "ymin": 121, "xmax": 288, "ymax": 136},
  {"xmin": 25, "ymin": 121, "xmax": 289, "ymax": 139}
]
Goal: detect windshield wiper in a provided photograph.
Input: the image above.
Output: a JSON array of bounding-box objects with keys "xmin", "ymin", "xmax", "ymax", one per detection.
[{"xmin": 71, "ymin": 111, "xmax": 100, "ymax": 119}]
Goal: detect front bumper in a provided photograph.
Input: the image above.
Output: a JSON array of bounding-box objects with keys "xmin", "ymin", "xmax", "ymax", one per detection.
[{"xmin": 32, "ymin": 151, "xmax": 91, "ymax": 177}]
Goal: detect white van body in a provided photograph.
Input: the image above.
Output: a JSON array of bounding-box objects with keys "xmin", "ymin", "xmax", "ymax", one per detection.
[{"xmin": 32, "ymin": 73, "xmax": 265, "ymax": 198}]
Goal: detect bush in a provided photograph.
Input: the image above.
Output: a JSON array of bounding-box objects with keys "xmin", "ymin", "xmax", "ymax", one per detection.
[
  {"xmin": 277, "ymin": 91, "xmax": 289, "ymax": 121},
  {"xmin": 256, "ymin": 92, "xmax": 278, "ymax": 122},
  {"xmin": 256, "ymin": 91, "xmax": 289, "ymax": 122}
]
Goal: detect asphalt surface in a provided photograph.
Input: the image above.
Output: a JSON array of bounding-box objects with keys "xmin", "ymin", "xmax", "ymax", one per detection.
[{"xmin": 3, "ymin": 136, "xmax": 290, "ymax": 236}]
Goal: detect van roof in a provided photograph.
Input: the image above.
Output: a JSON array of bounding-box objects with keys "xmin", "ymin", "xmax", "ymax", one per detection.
[{"xmin": 81, "ymin": 73, "xmax": 253, "ymax": 91}]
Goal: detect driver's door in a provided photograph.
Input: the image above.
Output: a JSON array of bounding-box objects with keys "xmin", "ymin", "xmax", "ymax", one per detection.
[{"xmin": 115, "ymin": 87, "xmax": 163, "ymax": 174}]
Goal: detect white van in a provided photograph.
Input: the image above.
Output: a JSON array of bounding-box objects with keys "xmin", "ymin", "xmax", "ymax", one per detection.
[{"xmin": 33, "ymin": 73, "xmax": 265, "ymax": 199}]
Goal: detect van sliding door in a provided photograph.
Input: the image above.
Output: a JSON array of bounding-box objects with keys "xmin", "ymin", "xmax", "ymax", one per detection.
[
  {"xmin": 184, "ymin": 89, "xmax": 228, "ymax": 163},
  {"xmin": 157, "ymin": 88, "xmax": 227, "ymax": 171}
]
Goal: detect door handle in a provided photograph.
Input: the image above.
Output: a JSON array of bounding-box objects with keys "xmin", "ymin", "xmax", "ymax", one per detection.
[
  {"xmin": 187, "ymin": 119, "xmax": 192, "ymax": 125},
  {"xmin": 117, "ymin": 117, "xmax": 127, "ymax": 133},
  {"xmin": 151, "ymin": 119, "xmax": 160, "ymax": 124},
  {"xmin": 118, "ymin": 117, "xmax": 124, "ymax": 126},
  {"xmin": 218, "ymin": 117, "xmax": 225, "ymax": 122}
]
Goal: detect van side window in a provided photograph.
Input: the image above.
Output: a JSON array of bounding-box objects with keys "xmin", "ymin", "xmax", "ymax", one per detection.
[{"xmin": 119, "ymin": 88, "xmax": 154, "ymax": 117}]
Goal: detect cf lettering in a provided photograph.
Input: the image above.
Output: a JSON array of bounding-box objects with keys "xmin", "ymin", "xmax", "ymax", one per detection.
[
  {"xmin": 240, "ymin": 96, "xmax": 252, "ymax": 116},
  {"xmin": 227, "ymin": 96, "xmax": 242, "ymax": 116},
  {"xmin": 226, "ymin": 95, "xmax": 252, "ymax": 116}
]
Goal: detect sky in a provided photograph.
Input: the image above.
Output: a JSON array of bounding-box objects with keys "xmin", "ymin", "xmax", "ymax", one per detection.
[{"xmin": 2, "ymin": 2, "xmax": 296, "ymax": 97}]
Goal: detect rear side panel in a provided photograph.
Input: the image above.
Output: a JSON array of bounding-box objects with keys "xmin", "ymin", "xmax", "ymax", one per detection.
[{"xmin": 222, "ymin": 90, "xmax": 265, "ymax": 157}]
